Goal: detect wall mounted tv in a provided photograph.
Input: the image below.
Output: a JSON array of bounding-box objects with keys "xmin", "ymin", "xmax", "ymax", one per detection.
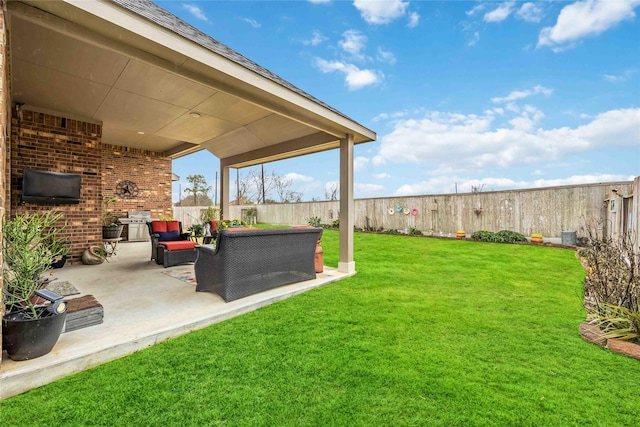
[{"xmin": 21, "ymin": 169, "xmax": 81, "ymax": 204}]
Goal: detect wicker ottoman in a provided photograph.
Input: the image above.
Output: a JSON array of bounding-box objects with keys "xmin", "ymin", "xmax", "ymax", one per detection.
[{"xmin": 157, "ymin": 241, "xmax": 198, "ymax": 268}]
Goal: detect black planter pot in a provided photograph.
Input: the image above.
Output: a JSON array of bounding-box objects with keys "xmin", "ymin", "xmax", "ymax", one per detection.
[
  {"xmin": 2, "ymin": 308, "xmax": 68, "ymax": 361},
  {"xmin": 102, "ymin": 225, "xmax": 124, "ymax": 239},
  {"xmin": 51, "ymin": 255, "xmax": 68, "ymax": 269}
]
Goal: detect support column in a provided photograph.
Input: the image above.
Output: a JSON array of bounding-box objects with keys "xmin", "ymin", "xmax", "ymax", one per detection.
[
  {"xmin": 339, "ymin": 134, "xmax": 355, "ymax": 273},
  {"xmin": 220, "ymin": 160, "xmax": 230, "ymax": 220},
  {"xmin": 0, "ymin": 0, "xmax": 8, "ymax": 361}
]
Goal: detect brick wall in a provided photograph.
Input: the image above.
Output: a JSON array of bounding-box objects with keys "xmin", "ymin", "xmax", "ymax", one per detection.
[
  {"xmin": 10, "ymin": 108, "xmax": 172, "ymax": 263},
  {"xmin": 102, "ymin": 144, "xmax": 173, "ymax": 240}
]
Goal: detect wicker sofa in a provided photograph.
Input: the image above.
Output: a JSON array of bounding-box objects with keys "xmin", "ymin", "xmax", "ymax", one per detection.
[{"xmin": 195, "ymin": 227, "xmax": 323, "ymax": 302}]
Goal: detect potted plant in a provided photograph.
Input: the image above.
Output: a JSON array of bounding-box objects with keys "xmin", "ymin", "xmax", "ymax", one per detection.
[
  {"xmin": 2, "ymin": 211, "xmax": 69, "ymax": 361},
  {"xmin": 188, "ymin": 223, "xmax": 204, "ymax": 243},
  {"xmin": 531, "ymin": 233, "xmax": 544, "ymax": 244},
  {"xmin": 49, "ymin": 235, "xmax": 71, "ymax": 269},
  {"xmin": 102, "ymin": 195, "xmax": 123, "ymax": 239}
]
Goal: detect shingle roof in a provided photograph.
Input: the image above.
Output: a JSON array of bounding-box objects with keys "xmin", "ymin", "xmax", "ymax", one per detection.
[{"xmin": 110, "ymin": 0, "xmax": 356, "ymax": 123}]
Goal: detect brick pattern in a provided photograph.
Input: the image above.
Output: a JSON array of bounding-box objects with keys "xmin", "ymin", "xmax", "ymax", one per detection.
[
  {"xmin": 9, "ymin": 108, "xmax": 172, "ymax": 263},
  {"xmin": 102, "ymin": 144, "xmax": 173, "ymax": 240}
]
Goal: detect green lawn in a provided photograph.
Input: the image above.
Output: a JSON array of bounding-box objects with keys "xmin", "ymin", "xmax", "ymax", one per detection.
[{"xmin": 2, "ymin": 231, "xmax": 638, "ymax": 426}]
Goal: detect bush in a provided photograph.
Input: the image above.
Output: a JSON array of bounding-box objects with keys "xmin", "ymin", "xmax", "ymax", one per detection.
[
  {"xmin": 408, "ymin": 227, "xmax": 423, "ymax": 236},
  {"xmin": 306, "ymin": 216, "xmax": 322, "ymax": 227},
  {"xmin": 582, "ymin": 224, "xmax": 639, "ymax": 343},
  {"xmin": 471, "ymin": 230, "xmax": 527, "ymax": 243},
  {"xmin": 471, "ymin": 230, "xmax": 499, "ymax": 242},
  {"xmin": 495, "ymin": 230, "xmax": 527, "ymax": 243}
]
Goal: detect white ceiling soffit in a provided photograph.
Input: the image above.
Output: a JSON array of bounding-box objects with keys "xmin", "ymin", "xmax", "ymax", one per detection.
[{"xmin": 9, "ymin": 1, "xmax": 375, "ymax": 162}]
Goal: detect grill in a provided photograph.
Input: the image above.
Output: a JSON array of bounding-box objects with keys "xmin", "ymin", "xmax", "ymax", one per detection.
[{"xmin": 119, "ymin": 211, "xmax": 153, "ymax": 242}]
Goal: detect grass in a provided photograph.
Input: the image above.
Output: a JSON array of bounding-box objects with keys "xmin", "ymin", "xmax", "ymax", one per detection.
[{"xmin": 2, "ymin": 231, "xmax": 639, "ymax": 426}]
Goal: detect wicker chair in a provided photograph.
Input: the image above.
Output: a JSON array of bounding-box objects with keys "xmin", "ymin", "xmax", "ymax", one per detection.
[
  {"xmin": 194, "ymin": 227, "xmax": 322, "ymax": 302},
  {"xmin": 146, "ymin": 220, "xmax": 197, "ymax": 267}
]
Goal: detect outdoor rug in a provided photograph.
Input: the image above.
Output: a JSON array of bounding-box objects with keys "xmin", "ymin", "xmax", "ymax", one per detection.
[
  {"xmin": 162, "ymin": 266, "xmax": 197, "ymax": 285},
  {"xmin": 48, "ymin": 280, "xmax": 81, "ymax": 297}
]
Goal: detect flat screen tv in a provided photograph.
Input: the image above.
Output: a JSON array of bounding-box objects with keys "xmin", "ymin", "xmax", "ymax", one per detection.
[{"xmin": 21, "ymin": 169, "xmax": 81, "ymax": 204}]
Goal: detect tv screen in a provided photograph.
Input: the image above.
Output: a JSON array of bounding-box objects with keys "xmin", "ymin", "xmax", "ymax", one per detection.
[{"xmin": 22, "ymin": 169, "xmax": 81, "ymax": 204}]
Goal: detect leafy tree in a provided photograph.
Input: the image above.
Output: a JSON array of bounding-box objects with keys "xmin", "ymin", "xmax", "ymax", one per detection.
[
  {"xmin": 184, "ymin": 174, "xmax": 211, "ymax": 206},
  {"xmin": 176, "ymin": 194, "xmax": 213, "ymax": 207}
]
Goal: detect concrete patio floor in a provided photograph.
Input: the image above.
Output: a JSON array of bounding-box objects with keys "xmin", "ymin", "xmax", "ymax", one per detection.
[{"xmin": 0, "ymin": 241, "xmax": 352, "ymax": 399}]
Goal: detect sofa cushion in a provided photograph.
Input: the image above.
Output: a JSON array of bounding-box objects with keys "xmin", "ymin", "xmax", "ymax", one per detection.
[
  {"xmin": 158, "ymin": 230, "xmax": 180, "ymax": 241},
  {"xmin": 151, "ymin": 220, "xmax": 180, "ymax": 233},
  {"xmin": 159, "ymin": 241, "xmax": 197, "ymax": 251},
  {"xmin": 151, "ymin": 221, "xmax": 167, "ymax": 233}
]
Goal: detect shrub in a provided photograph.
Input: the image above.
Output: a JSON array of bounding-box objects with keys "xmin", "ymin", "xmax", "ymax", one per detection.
[
  {"xmin": 471, "ymin": 230, "xmax": 527, "ymax": 244},
  {"xmin": 306, "ymin": 216, "xmax": 322, "ymax": 227},
  {"xmin": 495, "ymin": 230, "xmax": 527, "ymax": 243},
  {"xmin": 582, "ymin": 224, "xmax": 639, "ymax": 343},
  {"xmin": 471, "ymin": 230, "xmax": 498, "ymax": 242},
  {"xmin": 407, "ymin": 227, "xmax": 423, "ymax": 236}
]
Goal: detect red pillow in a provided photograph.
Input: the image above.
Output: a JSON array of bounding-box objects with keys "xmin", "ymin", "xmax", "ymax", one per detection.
[
  {"xmin": 151, "ymin": 221, "xmax": 167, "ymax": 233},
  {"xmin": 166, "ymin": 221, "xmax": 180, "ymax": 232}
]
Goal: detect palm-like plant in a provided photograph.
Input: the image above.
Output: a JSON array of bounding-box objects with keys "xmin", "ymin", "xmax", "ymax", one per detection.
[{"xmin": 3, "ymin": 211, "xmax": 68, "ymax": 319}]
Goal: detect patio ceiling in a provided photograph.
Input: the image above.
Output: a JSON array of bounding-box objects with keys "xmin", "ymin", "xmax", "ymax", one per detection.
[{"xmin": 8, "ymin": 0, "xmax": 375, "ymax": 167}]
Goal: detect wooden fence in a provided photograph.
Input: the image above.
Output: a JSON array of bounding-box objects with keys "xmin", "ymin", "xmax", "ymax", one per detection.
[{"xmin": 175, "ymin": 179, "xmax": 637, "ymax": 241}]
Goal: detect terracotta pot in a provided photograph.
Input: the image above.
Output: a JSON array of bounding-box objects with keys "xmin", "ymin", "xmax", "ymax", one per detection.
[{"xmin": 315, "ymin": 241, "xmax": 324, "ymax": 273}]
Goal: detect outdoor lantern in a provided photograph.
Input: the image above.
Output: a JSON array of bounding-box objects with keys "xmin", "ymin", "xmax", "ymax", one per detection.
[{"xmin": 34, "ymin": 288, "xmax": 67, "ymax": 315}]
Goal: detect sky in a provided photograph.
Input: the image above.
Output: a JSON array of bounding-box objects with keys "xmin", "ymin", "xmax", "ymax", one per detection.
[{"xmin": 168, "ymin": 0, "xmax": 640, "ymax": 203}]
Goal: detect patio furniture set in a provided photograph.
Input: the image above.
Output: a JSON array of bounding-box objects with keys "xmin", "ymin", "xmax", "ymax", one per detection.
[{"xmin": 146, "ymin": 221, "xmax": 323, "ymax": 302}]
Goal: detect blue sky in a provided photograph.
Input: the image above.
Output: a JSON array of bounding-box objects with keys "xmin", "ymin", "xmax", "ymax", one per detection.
[{"xmin": 168, "ymin": 0, "xmax": 640, "ymax": 203}]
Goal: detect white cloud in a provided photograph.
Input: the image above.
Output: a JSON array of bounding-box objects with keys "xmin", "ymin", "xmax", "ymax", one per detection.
[
  {"xmin": 408, "ymin": 12, "xmax": 420, "ymax": 28},
  {"xmin": 516, "ymin": 2, "xmax": 544, "ymax": 23},
  {"xmin": 538, "ymin": 0, "xmax": 640, "ymax": 50},
  {"xmin": 315, "ymin": 58, "xmax": 383, "ymax": 90},
  {"xmin": 491, "ymin": 85, "xmax": 553, "ymax": 103},
  {"xmin": 355, "ymin": 183, "xmax": 385, "ymax": 197},
  {"xmin": 284, "ymin": 172, "xmax": 314, "ymax": 183},
  {"xmin": 603, "ymin": 69, "xmax": 637, "ymax": 82},
  {"xmin": 303, "ymin": 30, "xmax": 327, "ymax": 46},
  {"xmin": 353, "ymin": 0, "xmax": 409, "ymax": 25},
  {"xmin": 182, "ymin": 4, "xmax": 208, "ymax": 21},
  {"xmin": 531, "ymin": 174, "xmax": 636, "ymax": 187},
  {"xmin": 468, "ymin": 31, "xmax": 480, "ymax": 47},
  {"xmin": 339, "ymin": 30, "xmax": 367, "ymax": 60},
  {"xmin": 377, "ymin": 47, "xmax": 396, "ymax": 64},
  {"xmin": 242, "ymin": 18, "xmax": 261, "ymax": 28},
  {"xmin": 393, "ymin": 173, "xmax": 634, "ymax": 196},
  {"xmin": 354, "ymin": 156, "xmax": 370, "ymax": 171},
  {"xmin": 466, "ymin": 4, "xmax": 486, "ymax": 16},
  {"xmin": 484, "ymin": 1, "xmax": 516, "ymax": 23},
  {"xmin": 372, "ymin": 107, "xmax": 640, "ymax": 173},
  {"xmin": 374, "ymin": 173, "xmax": 393, "ymax": 179},
  {"xmin": 532, "ymin": 170, "xmax": 543, "ymax": 176}
]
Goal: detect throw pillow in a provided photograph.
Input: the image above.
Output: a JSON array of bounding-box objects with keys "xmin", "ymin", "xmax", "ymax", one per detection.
[{"xmin": 158, "ymin": 230, "xmax": 180, "ymax": 241}]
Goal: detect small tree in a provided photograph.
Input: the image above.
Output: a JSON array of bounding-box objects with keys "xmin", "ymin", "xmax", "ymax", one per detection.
[{"xmin": 184, "ymin": 174, "xmax": 211, "ymax": 206}]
